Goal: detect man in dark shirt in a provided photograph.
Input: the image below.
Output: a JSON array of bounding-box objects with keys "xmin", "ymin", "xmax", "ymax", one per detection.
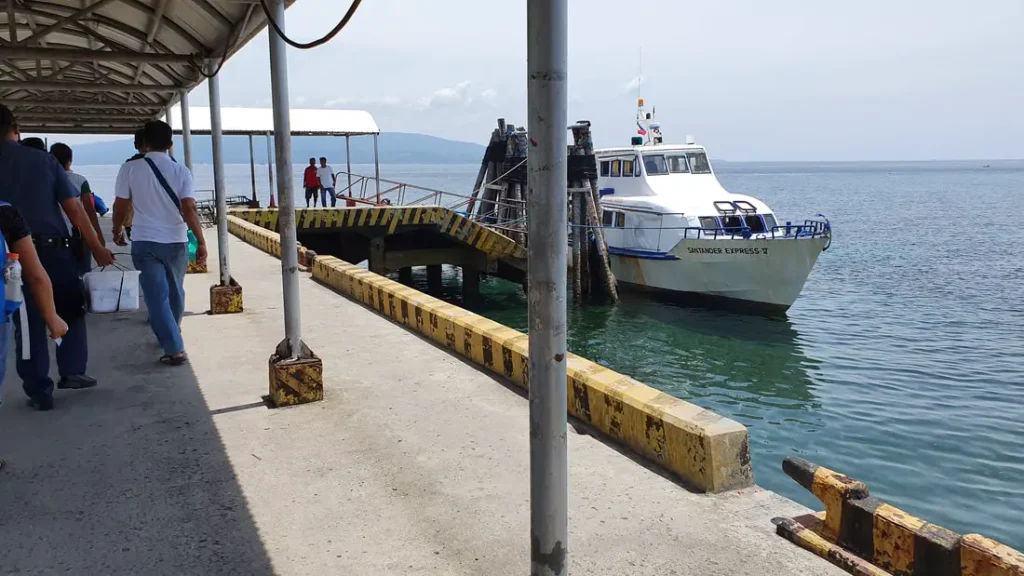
[{"xmin": 0, "ymin": 104, "xmax": 115, "ymax": 410}]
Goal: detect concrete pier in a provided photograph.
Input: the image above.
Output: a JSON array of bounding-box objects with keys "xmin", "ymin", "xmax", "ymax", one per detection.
[{"xmin": 0, "ymin": 231, "xmax": 843, "ymax": 575}]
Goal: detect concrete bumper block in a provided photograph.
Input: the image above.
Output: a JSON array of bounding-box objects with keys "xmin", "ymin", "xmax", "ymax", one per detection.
[
  {"xmin": 961, "ymin": 534, "xmax": 1024, "ymax": 576},
  {"xmin": 308, "ymin": 255, "xmax": 754, "ymax": 494},
  {"xmin": 780, "ymin": 457, "xmax": 1024, "ymax": 576},
  {"xmin": 209, "ymin": 280, "xmax": 243, "ymax": 315},
  {"xmin": 267, "ymin": 351, "xmax": 324, "ymax": 408}
]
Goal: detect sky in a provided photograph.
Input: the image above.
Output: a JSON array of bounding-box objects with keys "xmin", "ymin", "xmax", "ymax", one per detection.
[{"xmin": 55, "ymin": 0, "xmax": 1024, "ymax": 161}]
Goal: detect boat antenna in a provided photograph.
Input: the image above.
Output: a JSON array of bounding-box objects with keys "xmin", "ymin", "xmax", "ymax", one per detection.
[{"xmin": 637, "ymin": 46, "xmax": 643, "ymax": 102}]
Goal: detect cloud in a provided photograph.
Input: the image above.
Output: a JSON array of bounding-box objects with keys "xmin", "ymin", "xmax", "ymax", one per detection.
[
  {"xmin": 417, "ymin": 81, "xmax": 473, "ymax": 109},
  {"xmin": 622, "ymin": 75, "xmax": 644, "ymax": 93},
  {"xmin": 479, "ymin": 88, "xmax": 498, "ymax": 104},
  {"xmin": 324, "ymin": 95, "xmax": 404, "ymax": 108}
]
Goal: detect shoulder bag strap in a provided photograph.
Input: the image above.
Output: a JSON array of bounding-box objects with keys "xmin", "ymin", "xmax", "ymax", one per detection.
[{"xmin": 143, "ymin": 157, "xmax": 182, "ymax": 213}]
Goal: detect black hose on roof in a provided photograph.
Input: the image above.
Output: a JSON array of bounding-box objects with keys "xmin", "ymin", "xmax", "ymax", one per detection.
[{"xmin": 257, "ymin": 0, "xmax": 363, "ymax": 50}]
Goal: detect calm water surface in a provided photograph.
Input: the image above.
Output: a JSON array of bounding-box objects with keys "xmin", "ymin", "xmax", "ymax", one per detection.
[{"xmin": 81, "ymin": 159, "xmax": 1024, "ymax": 547}]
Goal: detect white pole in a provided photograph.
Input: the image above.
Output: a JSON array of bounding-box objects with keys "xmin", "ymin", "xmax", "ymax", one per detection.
[
  {"xmin": 209, "ymin": 73, "xmax": 230, "ymax": 287},
  {"xmin": 180, "ymin": 89, "xmax": 193, "ymax": 171},
  {"xmin": 527, "ymin": 0, "xmax": 569, "ymax": 573},
  {"xmin": 268, "ymin": 0, "xmax": 301, "ymax": 357}
]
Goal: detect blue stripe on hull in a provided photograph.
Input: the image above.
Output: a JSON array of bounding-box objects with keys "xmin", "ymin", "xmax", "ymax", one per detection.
[{"xmin": 607, "ymin": 246, "xmax": 680, "ymax": 260}]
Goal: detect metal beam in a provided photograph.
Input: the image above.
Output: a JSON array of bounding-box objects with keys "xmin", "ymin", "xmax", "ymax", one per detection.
[
  {"xmin": 16, "ymin": 0, "xmax": 118, "ymax": 46},
  {"xmin": 132, "ymin": 0, "xmax": 170, "ymax": 84},
  {"xmin": 0, "ymin": 46, "xmax": 200, "ymax": 64},
  {"xmin": 7, "ymin": 0, "xmax": 18, "ymax": 43},
  {"xmin": 8, "ymin": 99, "xmax": 163, "ymax": 110},
  {"xmin": 209, "ymin": 73, "xmax": 231, "ymax": 287},
  {"xmin": 180, "ymin": 89, "xmax": 193, "ymax": 171},
  {"xmin": 0, "ymin": 79, "xmax": 179, "ymax": 91},
  {"xmin": 12, "ymin": 112, "xmax": 159, "ymax": 121}
]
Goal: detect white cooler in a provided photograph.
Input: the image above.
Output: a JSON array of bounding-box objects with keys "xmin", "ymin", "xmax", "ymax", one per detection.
[{"xmin": 84, "ymin": 269, "xmax": 141, "ymax": 313}]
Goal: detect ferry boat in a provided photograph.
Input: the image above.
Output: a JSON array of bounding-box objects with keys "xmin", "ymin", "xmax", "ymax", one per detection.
[{"xmin": 595, "ymin": 100, "xmax": 831, "ymax": 315}]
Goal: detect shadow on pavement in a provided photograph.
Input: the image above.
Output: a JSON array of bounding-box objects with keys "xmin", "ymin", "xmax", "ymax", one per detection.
[{"xmin": 0, "ymin": 304, "xmax": 275, "ymax": 574}]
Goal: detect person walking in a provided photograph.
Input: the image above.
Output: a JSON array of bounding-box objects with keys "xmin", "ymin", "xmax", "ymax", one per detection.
[
  {"xmin": 0, "ymin": 104, "xmax": 114, "ymax": 411},
  {"xmin": 318, "ymin": 156, "xmax": 337, "ymax": 207},
  {"xmin": 112, "ymin": 121, "xmax": 207, "ymax": 366},
  {"xmin": 303, "ymin": 157, "xmax": 320, "ymax": 207},
  {"xmin": 50, "ymin": 143, "xmax": 105, "ymax": 275},
  {"xmin": 0, "ymin": 199, "xmax": 69, "ymax": 468}
]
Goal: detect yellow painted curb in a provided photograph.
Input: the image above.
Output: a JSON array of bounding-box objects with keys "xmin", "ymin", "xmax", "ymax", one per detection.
[{"xmin": 227, "ymin": 216, "xmax": 754, "ymax": 493}]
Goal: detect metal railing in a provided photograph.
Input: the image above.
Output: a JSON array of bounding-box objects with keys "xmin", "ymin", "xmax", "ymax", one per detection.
[{"xmin": 334, "ymin": 171, "xmax": 527, "ymax": 230}]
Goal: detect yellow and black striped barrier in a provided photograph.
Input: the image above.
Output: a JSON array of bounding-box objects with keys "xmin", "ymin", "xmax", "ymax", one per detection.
[
  {"xmin": 226, "ymin": 215, "xmax": 754, "ymax": 493},
  {"xmin": 777, "ymin": 457, "xmax": 1024, "ymax": 576},
  {"xmin": 230, "ymin": 206, "xmax": 527, "ymax": 263}
]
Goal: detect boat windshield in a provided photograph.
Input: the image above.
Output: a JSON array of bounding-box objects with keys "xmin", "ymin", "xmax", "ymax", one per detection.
[
  {"xmin": 687, "ymin": 152, "xmax": 712, "ymax": 174},
  {"xmin": 643, "ymin": 151, "xmax": 712, "ymax": 175},
  {"xmin": 643, "ymin": 154, "xmax": 669, "ymax": 175}
]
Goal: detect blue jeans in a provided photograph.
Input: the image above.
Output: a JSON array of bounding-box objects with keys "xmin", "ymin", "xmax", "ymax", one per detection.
[
  {"xmin": 15, "ymin": 247, "xmax": 88, "ymax": 401},
  {"xmin": 131, "ymin": 241, "xmax": 187, "ymax": 356},
  {"xmin": 321, "ymin": 187, "xmax": 336, "ymax": 207}
]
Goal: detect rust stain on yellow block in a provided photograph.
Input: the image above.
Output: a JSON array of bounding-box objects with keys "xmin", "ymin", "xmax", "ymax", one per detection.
[
  {"xmin": 962, "ymin": 534, "xmax": 1024, "ymax": 576},
  {"xmin": 810, "ymin": 466, "xmax": 869, "ymax": 540},
  {"xmin": 268, "ymin": 353, "xmax": 323, "ymax": 407},
  {"xmin": 872, "ymin": 503, "xmax": 925, "ymax": 575},
  {"xmin": 209, "ymin": 283, "xmax": 243, "ymax": 315}
]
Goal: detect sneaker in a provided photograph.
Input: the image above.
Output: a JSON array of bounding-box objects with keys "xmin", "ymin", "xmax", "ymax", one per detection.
[
  {"xmin": 27, "ymin": 396, "xmax": 54, "ymax": 411},
  {"xmin": 57, "ymin": 374, "xmax": 98, "ymax": 390}
]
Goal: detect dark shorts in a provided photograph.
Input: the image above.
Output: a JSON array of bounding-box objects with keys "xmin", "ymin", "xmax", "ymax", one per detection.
[{"xmin": 305, "ymin": 187, "xmax": 319, "ymax": 201}]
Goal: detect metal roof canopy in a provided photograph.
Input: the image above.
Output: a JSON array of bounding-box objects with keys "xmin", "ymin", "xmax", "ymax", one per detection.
[
  {"xmin": 169, "ymin": 106, "xmax": 379, "ymax": 136},
  {"xmin": 0, "ymin": 0, "xmax": 297, "ymax": 134}
]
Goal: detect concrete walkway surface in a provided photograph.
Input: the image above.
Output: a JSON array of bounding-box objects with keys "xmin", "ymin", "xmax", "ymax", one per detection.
[{"xmin": 0, "ymin": 231, "xmax": 843, "ymax": 575}]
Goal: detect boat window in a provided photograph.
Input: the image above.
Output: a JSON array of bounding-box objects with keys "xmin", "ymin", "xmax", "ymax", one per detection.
[
  {"xmin": 720, "ymin": 215, "xmax": 744, "ymax": 231},
  {"xmin": 642, "ymin": 154, "xmax": 669, "ymax": 175},
  {"xmin": 615, "ymin": 212, "xmax": 626, "ymax": 227},
  {"xmin": 602, "ymin": 210, "xmax": 613, "ymax": 226},
  {"xmin": 744, "ymin": 215, "xmax": 766, "ymax": 233},
  {"xmin": 611, "ymin": 160, "xmax": 621, "ymax": 177},
  {"xmin": 600, "ymin": 161, "xmax": 610, "ymax": 177},
  {"xmin": 667, "ymin": 155, "xmax": 690, "ymax": 173},
  {"xmin": 699, "ymin": 216, "xmax": 719, "ymax": 229},
  {"xmin": 763, "ymin": 214, "xmax": 778, "ymax": 230},
  {"xmin": 687, "ymin": 152, "xmax": 712, "ymax": 174},
  {"xmin": 622, "ymin": 159, "xmax": 634, "ymax": 177}
]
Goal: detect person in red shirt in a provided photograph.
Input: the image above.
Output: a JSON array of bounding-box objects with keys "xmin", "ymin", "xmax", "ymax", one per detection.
[{"xmin": 302, "ymin": 157, "xmax": 320, "ymax": 207}]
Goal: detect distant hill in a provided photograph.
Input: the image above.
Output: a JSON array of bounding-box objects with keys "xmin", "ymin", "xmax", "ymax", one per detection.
[{"xmin": 69, "ymin": 132, "xmax": 486, "ymax": 166}]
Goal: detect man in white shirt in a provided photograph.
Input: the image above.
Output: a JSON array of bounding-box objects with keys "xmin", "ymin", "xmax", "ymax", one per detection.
[
  {"xmin": 111, "ymin": 120, "xmax": 207, "ymax": 366},
  {"xmin": 317, "ymin": 156, "xmax": 337, "ymax": 207}
]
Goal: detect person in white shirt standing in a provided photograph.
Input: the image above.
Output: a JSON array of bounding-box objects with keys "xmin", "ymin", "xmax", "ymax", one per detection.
[
  {"xmin": 111, "ymin": 121, "xmax": 207, "ymax": 366},
  {"xmin": 317, "ymin": 156, "xmax": 337, "ymax": 207}
]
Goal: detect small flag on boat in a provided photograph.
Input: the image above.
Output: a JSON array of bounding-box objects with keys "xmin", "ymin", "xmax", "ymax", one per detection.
[{"xmin": 636, "ymin": 121, "xmax": 647, "ymax": 136}]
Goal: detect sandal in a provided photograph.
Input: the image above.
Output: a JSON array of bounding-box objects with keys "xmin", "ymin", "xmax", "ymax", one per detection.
[{"xmin": 159, "ymin": 353, "xmax": 188, "ymax": 366}]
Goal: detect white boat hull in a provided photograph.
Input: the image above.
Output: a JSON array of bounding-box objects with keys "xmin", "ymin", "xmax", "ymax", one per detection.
[{"xmin": 609, "ymin": 237, "xmax": 827, "ymax": 313}]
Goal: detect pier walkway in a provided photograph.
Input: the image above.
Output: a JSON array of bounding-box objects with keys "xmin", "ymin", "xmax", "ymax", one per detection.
[{"xmin": 0, "ymin": 232, "xmax": 842, "ymax": 575}]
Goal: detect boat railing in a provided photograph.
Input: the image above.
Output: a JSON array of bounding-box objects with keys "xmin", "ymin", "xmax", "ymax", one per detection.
[{"xmin": 652, "ymin": 216, "xmax": 831, "ymax": 242}]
